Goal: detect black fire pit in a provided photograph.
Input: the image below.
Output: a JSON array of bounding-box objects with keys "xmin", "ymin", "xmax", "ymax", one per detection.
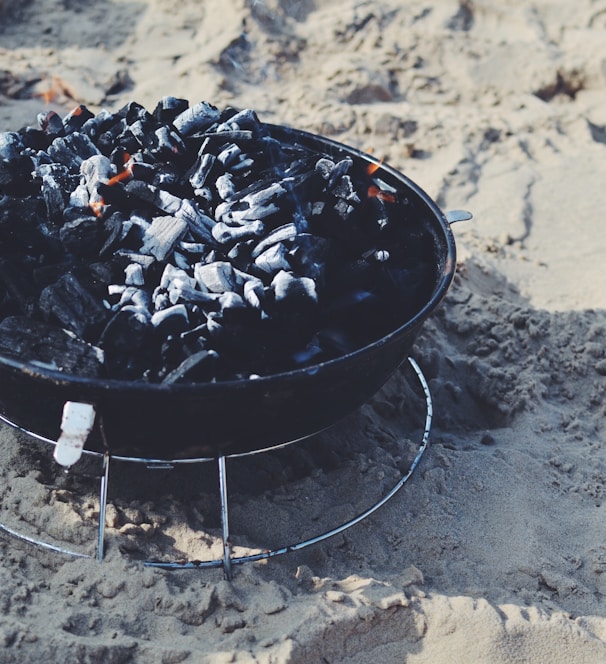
[{"xmin": 0, "ymin": 107, "xmax": 464, "ymax": 461}]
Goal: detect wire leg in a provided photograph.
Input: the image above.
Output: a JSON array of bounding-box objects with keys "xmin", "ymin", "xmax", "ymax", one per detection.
[
  {"xmin": 217, "ymin": 455, "xmax": 232, "ymax": 580},
  {"xmin": 97, "ymin": 453, "xmax": 110, "ymax": 561}
]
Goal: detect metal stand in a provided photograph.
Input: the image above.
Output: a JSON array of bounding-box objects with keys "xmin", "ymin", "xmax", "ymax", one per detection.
[{"xmin": 0, "ymin": 357, "xmax": 432, "ymax": 579}]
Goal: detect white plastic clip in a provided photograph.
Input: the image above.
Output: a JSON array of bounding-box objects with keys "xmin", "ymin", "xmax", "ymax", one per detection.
[{"xmin": 53, "ymin": 402, "xmax": 96, "ymax": 467}]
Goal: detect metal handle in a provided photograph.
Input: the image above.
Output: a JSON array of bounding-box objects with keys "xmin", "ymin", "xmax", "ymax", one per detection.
[
  {"xmin": 54, "ymin": 402, "xmax": 96, "ymax": 467},
  {"xmin": 444, "ymin": 209, "xmax": 473, "ymax": 224}
]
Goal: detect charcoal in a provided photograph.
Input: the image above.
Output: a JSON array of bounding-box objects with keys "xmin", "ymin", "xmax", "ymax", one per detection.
[
  {"xmin": 98, "ymin": 309, "xmax": 155, "ymax": 380},
  {"xmin": 189, "ymin": 152, "xmax": 217, "ymax": 192},
  {"xmin": 215, "ymin": 172, "xmax": 236, "ymax": 200},
  {"xmin": 0, "ymin": 316, "xmax": 103, "ymax": 377},
  {"xmin": 17, "ymin": 127, "xmax": 49, "ymax": 152},
  {"xmin": 124, "ymin": 262, "xmax": 145, "ymax": 286},
  {"xmin": 62, "ymin": 105, "xmax": 95, "ymax": 134},
  {"xmin": 251, "ymin": 223, "xmax": 297, "ymax": 259},
  {"xmin": 140, "ymin": 215, "xmax": 188, "ymax": 261},
  {"xmin": 225, "ymin": 108, "xmax": 260, "ymax": 131},
  {"xmin": 0, "ymin": 154, "xmax": 35, "ymax": 195},
  {"xmin": 97, "ymin": 118, "xmax": 128, "ymax": 155},
  {"xmin": 172, "ymin": 101, "xmax": 221, "ymax": 136},
  {"xmin": 242, "ymin": 278, "xmax": 265, "ymax": 310},
  {"xmin": 153, "ymin": 96, "xmax": 190, "ymax": 124},
  {"xmin": 211, "ymin": 219, "xmax": 264, "ymax": 245},
  {"xmin": 288, "ymin": 233, "xmax": 334, "ymax": 282},
  {"xmin": 327, "ymin": 157, "xmax": 353, "ymax": 189},
  {"xmin": 271, "ymin": 270, "xmax": 317, "ymax": 308},
  {"xmin": 39, "ymin": 273, "xmax": 109, "ymax": 338},
  {"xmin": 0, "ymin": 132, "xmax": 24, "ymax": 160},
  {"xmin": 0, "ymin": 257, "xmax": 38, "ymax": 316},
  {"xmin": 161, "ymin": 349, "xmax": 218, "ymax": 384},
  {"xmin": 80, "ymin": 110, "xmax": 113, "ymax": 142},
  {"xmin": 151, "ymin": 303, "xmax": 189, "ymax": 335},
  {"xmin": 38, "ymin": 111, "xmax": 65, "ymax": 137},
  {"xmin": 202, "ymin": 129, "xmax": 254, "ymax": 143},
  {"xmin": 194, "ymin": 261, "xmax": 243, "ymax": 293},
  {"xmin": 0, "ymin": 195, "xmax": 56, "ymax": 253},
  {"xmin": 48, "ymin": 132, "xmax": 100, "ymax": 170},
  {"xmin": 36, "ymin": 163, "xmax": 79, "ymax": 220},
  {"xmin": 217, "ymin": 143, "xmax": 242, "ymax": 167},
  {"xmin": 0, "ymin": 97, "xmax": 436, "ymax": 383},
  {"xmin": 253, "ymin": 242, "xmax": 292, "ymax": 276},
  {"xmin": 227, "ymin": 239, "xmax": 255, "ymax": 271},
  {"xmin": 59, "ymin": 215, "xmax": 103, "ymax": 256}
]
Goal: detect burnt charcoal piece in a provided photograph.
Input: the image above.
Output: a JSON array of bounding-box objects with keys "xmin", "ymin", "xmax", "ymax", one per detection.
[
  {"xmin": 211, "ymin": 220, "xmax": 265, "ymax": 245},
  {"xmin": 18, "ymin": 127, "xmax": 51, "ymax": 152},
  {"xmin": 153, "ymin": 96, "xmax": 190, "ymax": 124},
  {"xmin": 39, "ymin": 273, "xmax": 109, "ymax": 339},
  {"xmin": 0, "ymin": 132, "xmax": 24, "ymax": 161},
  {"xmin": 0, "ymin": 316, "xmax": 103, "ymax": 377},
  {"xmin": 189, "ymin": 152, "xmax": 217, "ymax": 192},
  {"xmin": 59, "ymin": 215, "xmax": 104, "ymax": 256},
  {"xmin": 98, "ymin": 309, "xmax": 156, "ymax": 380},
  {"xmin": 140, "ymin": 215, "xmax": 188, "ymax": 261},
  {"xmin": 47, "ymin": 132, "xmax": 100, "ymax": 170},
  {"xmin": 150, "ymin": 304, "xmax": 190, "ymax": 336},
  {"xmin": 0, "ymin": 257, "xmax": 39, "ymax": 316},
  {"xmin": 0, "ymin": 154, "xmax": 35, "ymax": 196},
  {"xmin": 271, "ymin": 270, "xmax": 318, "ymax": 310},
  {"xmin": 194, "ymin": 261, "xmax": 244, "ymax": 294},
  {"xmin": 161, "ymin": 349, "xmax": 219, "ymax": 384},
  {"xmin": 62, "ymin": 105, "xmax": 95, "ymax": 134},
  {"xmin": 38, "ymin": 111, "xmax": 65, "ymax": 137},
  {"xmin": 288, "ymin": 233, "xmax": 334, "ymax": 282},
  {"xmin": 36, "ymin": 162, "xmax": 79, "ymax": 220},
  {"xmin": 173, "ymin": 101, "xmax": 221, "ymax": 136}
]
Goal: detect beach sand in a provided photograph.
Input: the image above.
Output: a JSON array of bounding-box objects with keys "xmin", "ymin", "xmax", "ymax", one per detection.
[{"xmin": 1, "ymin": 1, "xmax": 606, "ymax": 661}]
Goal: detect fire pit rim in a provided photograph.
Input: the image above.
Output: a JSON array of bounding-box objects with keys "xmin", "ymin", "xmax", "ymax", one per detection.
[{"xmin": 0, "ymin": 124, "xmax": 457, "ymax": 393}]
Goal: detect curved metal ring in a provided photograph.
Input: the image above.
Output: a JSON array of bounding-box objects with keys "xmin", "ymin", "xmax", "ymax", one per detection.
[{"xmin": 0, "ymin": 357, "xmax": 432, "ymax": 571}]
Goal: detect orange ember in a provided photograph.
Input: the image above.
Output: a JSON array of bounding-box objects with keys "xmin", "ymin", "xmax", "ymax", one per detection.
[
  {"xmin": 367, "ymin": 185, "xmax": 396, "ymax": 204},
  {"xmin": 366, "ymin": 159, "xmax": 384, "ymax": 176}
]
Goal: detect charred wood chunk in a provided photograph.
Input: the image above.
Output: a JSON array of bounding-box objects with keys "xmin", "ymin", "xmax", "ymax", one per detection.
[
  {"xmin": 0, "ymin": 315, "xmax": 103, "ymax": 377},
  {"xmin": 250, "ymin": 223, "xmax": 297, "ymax": 260},
  {"xmin": 161, "ymin": 348, "xmax": 218, "ymax": 384},
  {"xmin": 150, "ymin": 303, "xmax": 189, "ymax": 337},
  {"xmin": 140, "ymin": 215, "xmax": 188, "ymax": 261},
  {"xmin": 211, "ymin": 219, "xmax": 264, "ymax": 245},
  {"xmin": 153, "ymin": 96, "xmax": 190, "ymax": 124},
  {"xmin": 38, "ymin": 111, "xmax": 65, "ymax": 137},
  {"xmin": 47, "ymin": 132, "xmax": 100, "ymax": 170},
  {"xmin": 253, "ymin": 242, "xmax": 292, "ymax": 276},
  {"xmin": 39, "ymin": 273, "xmax": 109, "ymax": 339},
  {"xmin": 288, "ymin": 233, "xmax": 334, "ymax": 282},
  {"xmin": 0, "ymin": 197, "xmax": 63, "ymax": 258},
  {"xmin": 59, "ymin": 215, "xmax": 103, "ymax": 256},
  {"xmin": 62, "ymin": 105, "xmax": 95, "ymax": 134},
  {"xmin": 0, "ymin": 132, "xmax": 24, "ymax": 161},
  {"xmin": 0, "ymin": 256, "xmax": 39, "ymax": 316},
  {"xmin": 172, "ymin": 101, "xmax": 221, "ymax": 136},
  {"xmin": 0, "ymin": 154, "xmax": 35, "ymax": 196},
  {"xmin": 271, "ymin": 270, "xmax": 318, "ymax": 310},
  {"xmin": 194, "ymin": 261, "xmax": 243, "ymax": 294},
  {"xmin": 98, "ymin": 309, "xmax": 156, "ymax": 380},
  {"xmin": 189, "ymin": 152, "xmax": 217, "ymax": 192},
  {"xmin": 18, "ymin": 126, "xmax": 50, "ymax": 152},
  {"xmin": 35, "ymin": 162, "xmax": 79, "ymax": 220}
]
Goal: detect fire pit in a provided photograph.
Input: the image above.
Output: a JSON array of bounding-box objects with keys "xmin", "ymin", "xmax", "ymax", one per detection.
[{"xmin": 0, "ymin": 98, "xmax": 467, "ymax": 462}]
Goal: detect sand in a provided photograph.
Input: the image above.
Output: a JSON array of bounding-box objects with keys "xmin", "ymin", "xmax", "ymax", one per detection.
[{"xmin": 1, "ymin": 0, "xmax": 606, "ymax": 661}]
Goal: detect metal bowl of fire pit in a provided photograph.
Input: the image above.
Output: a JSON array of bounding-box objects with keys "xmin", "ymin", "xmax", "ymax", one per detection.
[{"xmin": 0, "ymin": 102, "xmax": 464, "ymax": 461}]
